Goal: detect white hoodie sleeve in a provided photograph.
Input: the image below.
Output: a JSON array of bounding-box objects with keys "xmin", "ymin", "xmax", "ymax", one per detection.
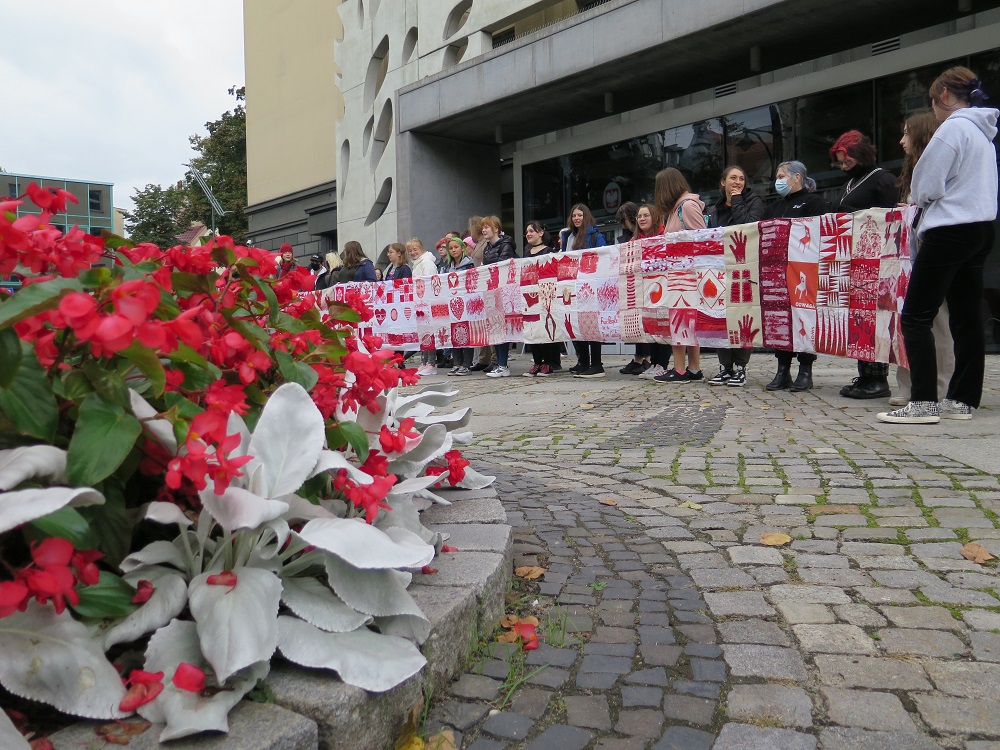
[{"xmin": 910, "ymin": 134, "xmax": 958, "ymax": 206}]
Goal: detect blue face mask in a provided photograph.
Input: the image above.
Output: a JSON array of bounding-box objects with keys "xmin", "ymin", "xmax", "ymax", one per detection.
[{"xmin": 775, "ymin": 178, "xmax": 792, "ymax": 197}]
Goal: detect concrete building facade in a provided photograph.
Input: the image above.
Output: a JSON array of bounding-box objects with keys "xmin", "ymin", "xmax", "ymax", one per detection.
[
  {"xmin": 243, "ymin": 0, "xmax": 344, "ymax": 256},
  {"xmin": 336, "ymin": 0, "xmax": 1000, "ymax": 347}
]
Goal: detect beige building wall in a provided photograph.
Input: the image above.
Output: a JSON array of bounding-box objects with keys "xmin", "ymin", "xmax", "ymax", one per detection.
[
  {"xmin": 336, "ymin": 0, "xmax": 574, "ymax": 254},
  {"xmin": 244, "ymin": 0, "xmax": 344, "ymax": 207}
]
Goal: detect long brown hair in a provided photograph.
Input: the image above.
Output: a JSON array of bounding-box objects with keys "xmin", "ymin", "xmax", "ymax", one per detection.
[
  {"xmin": 343, "ymin": 240, "xmax": 366, "ymax": 267},
  {"xmin": 930, "ymin": 65, "xmax": 986, "ymax": 107},
  {"xmin": 654, "ymin": 168, "xmax": 691, "ymax": 215},
  {"xmin": 565, "ymin": 203, "xmax": 597, "ymax": 249},
  {"xmin": 898, "ymin": 111, "xmax": 940, "ymax": 200}
]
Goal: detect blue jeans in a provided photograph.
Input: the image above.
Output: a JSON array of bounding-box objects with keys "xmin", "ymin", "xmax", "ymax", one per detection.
[{"xmin": 494, "ymin": 343, "xmax": 509, "ymax": 367}]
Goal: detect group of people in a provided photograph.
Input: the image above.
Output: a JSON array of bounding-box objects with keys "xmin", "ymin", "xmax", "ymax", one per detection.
[{"xmin": 281, "ymin": 66, "xmax": 996, "ymax": 424}]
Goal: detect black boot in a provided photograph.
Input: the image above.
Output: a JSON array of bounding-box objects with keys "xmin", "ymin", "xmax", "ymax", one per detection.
[
  {"xmin": 846, "ymin": 376, "xmax": 890, "ymax": 399},
  {"xmin": 790, "ymin": 362, "xmax": 814, "ymax": 392},
  {"xmin": 766, "ymin": 364, "xmax": 792, "ymax": 391}
]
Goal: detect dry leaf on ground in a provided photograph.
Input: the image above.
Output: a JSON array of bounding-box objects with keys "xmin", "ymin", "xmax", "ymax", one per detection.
[
  {"xmin": 599, "ymin": 499, "xmax": 618, "ymax": 506},
  {"xmin": 514, "ymin": 566, "xmax": 546, "ymax": 580},
  {"xmin": 425, "ymin": 729, "xmax": 458, "ymax": 750},
  {"xmin": 580, "ymin": 403, "xmax": 595, "ymax": 409},
  {"xmin": 679, "ymin": 500, "xmax": 702, "ymax": 510},
  {"xmin": 961, "ymin": 542, "xmax": 995, "ymax": 564},
  {"xmin": 760, "ymin": 532, "xmax": 792, "ymax": 546}
]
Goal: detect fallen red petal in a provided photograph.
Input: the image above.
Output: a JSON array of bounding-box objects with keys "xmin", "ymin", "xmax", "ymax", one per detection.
[
  {"xmin": 172, "ymin": 662, "xmax": 206, "ymax": 693},
  {"xmin": 421, "ymin": 565, "xmax": 438, "ymax": 575}
]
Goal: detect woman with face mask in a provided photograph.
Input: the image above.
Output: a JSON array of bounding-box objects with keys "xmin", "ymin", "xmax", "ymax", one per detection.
[{"xmin": 761, "ymin": 161, "xmax": 829, "ymax": 392}]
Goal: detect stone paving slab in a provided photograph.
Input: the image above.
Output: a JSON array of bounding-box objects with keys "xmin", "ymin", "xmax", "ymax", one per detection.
[{"xmin": 416, "ymin": 357, "xmax": 1000, "ymax": 749}]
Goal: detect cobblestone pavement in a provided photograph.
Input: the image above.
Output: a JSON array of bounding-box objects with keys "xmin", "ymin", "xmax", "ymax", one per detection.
[{"xmin": 420, "ymin": 355, "xmax": 1000, "ymax": 749}]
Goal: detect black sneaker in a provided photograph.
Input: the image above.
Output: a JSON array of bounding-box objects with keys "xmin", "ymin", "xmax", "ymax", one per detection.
[
  {"xmin": 620, "ymin": 360, "xmax": 643, "ymax": 375},
  {"xmin": 707, "ymin": 367, "xmax": 732, "ymax": 386},
  {"xmin": 469, "ymin": 363, "xmax": 488, "ymax": 372},
  {"xmin": 686, "ymin": 368, "xmax": 704, "ymax": 382},
  {"xmin": 574, "ymin": 365, "xmax": 606, "ymax": 379},
  {"xmin": 727, "ymin": 367, "xmax": 747, "ymax": 387},
  {"xmin": 568, "ymin": 362, "xmax": 589, "ymax": 374},
  {"xmin": 655, "ymin": 369, "xmax": 690, "ymax": 383},
  {"xmin": 638, "ymin": 361, "xmax": 651, "ymax": 373}
]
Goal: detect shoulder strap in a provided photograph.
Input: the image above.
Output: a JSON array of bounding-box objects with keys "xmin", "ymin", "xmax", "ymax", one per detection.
[{"xmin": 677, "ymin": 198, "xmax": 696, "ymax": 230}]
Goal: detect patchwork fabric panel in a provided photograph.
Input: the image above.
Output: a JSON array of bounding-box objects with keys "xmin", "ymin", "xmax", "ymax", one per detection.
[{"xmin": 342, "ymin": 208, "xmax": 914, "ymax": 364}]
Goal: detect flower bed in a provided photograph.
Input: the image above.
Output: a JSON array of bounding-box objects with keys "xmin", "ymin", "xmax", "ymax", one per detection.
[{"xmin": 0, "ymin": 184, "xmax": 492, "ymax": 746}]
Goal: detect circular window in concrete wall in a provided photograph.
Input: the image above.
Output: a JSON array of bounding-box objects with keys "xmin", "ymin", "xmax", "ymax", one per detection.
[
  {"xmin": 362, "ymin": 114, "xmax": 374, "ymax": 157},
  {"xmin": 357, "ymin": 0, "xmax": 365, "ymax": 28},
  {"xmin": 364, "ymin": 178, "xmax": 392, "ymax": 226},
  {"xmin": 364, "ymin": 36, "xmax": 390, "ymax": 111},
  {"xmin": 443, "ymin": 37, "xmax": 468, "ymax": 68},
  {"xmin": 340, "ymin": 140, "xmax": 351, "ymax": 198},
  {"xmin": 402, "ymin": 27, "xmax": 418, "ymax": 64},
  {"xmin": 443, "ymin": 0, "xmax": 473, "ymax": 40},
  {"xmin": 370, "ymin": 99, "xmax": 393, "ymax": 171}
]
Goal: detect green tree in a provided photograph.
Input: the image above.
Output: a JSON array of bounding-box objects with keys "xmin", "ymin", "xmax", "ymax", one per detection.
[
  {"xmin": 184, "ymin": 85, "xmax": 247, "ymax": 242},
  {"xmin": 123, "ymin": 183, "xmax": 186, "ymax": 246}
]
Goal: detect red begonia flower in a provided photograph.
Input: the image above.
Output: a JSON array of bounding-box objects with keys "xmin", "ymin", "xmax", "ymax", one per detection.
[
  {"xmin": 0, "ymin": 580, "xmax": 29, "ymax": 617},
  {"xmin": 172, "ymin": 663, "xmax": 207, "ymax": 693},
  {"xmin": 513, "ymin": 622, "xmax": 539, "ymax": 650},
  {"xmin": 119, "ymin": 670, "xmax": 165, "ymax": 712},
  {"xmin": 31, "ymin": 537, "xmax": 74, "ymax": 568},
  {"xmin": 131, "ymin": 580, "xmax": 155, "ymax": 604}
]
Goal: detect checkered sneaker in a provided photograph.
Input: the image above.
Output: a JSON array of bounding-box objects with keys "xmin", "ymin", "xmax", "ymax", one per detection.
[
  {"xmin": 876, "ymin": 401, "xmax": 940, "ymax": 424},
  {"xmin": 939, "ymin": 399, "xmax": 972, "ymax": 420}
]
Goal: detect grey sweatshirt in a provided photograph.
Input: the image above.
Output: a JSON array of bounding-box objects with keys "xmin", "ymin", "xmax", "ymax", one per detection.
[{"xmin": 911, "ymin": 106, "xmax": 999, "ymax": 236}]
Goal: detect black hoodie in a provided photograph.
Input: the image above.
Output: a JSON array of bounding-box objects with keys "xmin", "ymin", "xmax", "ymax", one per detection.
[{"xmin": 707, "ymin": 188, "xmax": 765, "ymax": 228}]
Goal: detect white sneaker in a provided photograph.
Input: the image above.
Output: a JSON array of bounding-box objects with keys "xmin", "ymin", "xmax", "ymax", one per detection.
[
  {"xmin": 416, "ymin": 364, "xmax": 430, "ymax": 376},
  {"xmin": 422, "ymin": 365, "xmax": 438, "ymax": 376},
  {"xmin": 639, "ymin": 365, "xmax": 665, "ymax": 380},
  {"xmin": 888, "ymin": 395, "xmax": 909, "ymax": 406},
  {"xmin": 876, "ymin": 401, "xmax": 939, "ymax": 424},
  {"xmin": 486, "ymin": 365, "xmax": 510, "ymax": 378},
  {"xmin": 939, "ymin": 398, "xmax": 973, "ymax": 420}
]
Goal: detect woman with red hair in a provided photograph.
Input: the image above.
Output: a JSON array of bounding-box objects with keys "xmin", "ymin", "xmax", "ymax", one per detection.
[{"xmin": 829, "ymin": 130, "xmax": 900, "ymax": 400}]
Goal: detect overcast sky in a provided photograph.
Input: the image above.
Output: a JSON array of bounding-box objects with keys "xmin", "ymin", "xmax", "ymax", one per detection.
[{"xmin": 0, "ymin": 1, "xmax": 245, "ymax": 214}]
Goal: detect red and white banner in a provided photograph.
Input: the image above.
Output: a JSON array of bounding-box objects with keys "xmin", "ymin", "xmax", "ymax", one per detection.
[{"xmin": 327, "ymin": 208, "xmax": 912, "ymax": 366}]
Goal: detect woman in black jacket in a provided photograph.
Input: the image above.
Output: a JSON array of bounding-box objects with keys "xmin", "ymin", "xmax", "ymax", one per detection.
[
  {"xmin": 763, "ymin": 160, "xmax": 829, "ymax": 393},
  {"xmin": 480, "ymin": 216, "xmax": 518, "ymax": 377},
  {"xmin": 335, "ymin": 241, "xmax": 377, "ymax": 283},
  {"xmin": 829, "ymin": 130, "xmax": 901, "ymax": 400},
  {"xmin": 706, "ymin": 166, "xmax": 765, "ymax": 387}
]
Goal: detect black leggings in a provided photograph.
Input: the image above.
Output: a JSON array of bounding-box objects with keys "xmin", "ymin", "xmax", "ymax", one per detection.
[
  {"xmin": 901, "ymin": 221, "xmax": 994, "ymax": 407},
  {"xmin": 573, "ymin": 341, "xmax": 603, "ymax": 367}
]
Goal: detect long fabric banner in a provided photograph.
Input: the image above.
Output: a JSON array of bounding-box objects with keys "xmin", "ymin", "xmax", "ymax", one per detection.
[{"xmin": 327, "ymin": 208, "xmax": 913, "ymax": 366}]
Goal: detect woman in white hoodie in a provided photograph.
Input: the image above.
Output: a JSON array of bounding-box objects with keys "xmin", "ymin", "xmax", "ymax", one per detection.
[{"xmin": 879, "ymin": 66, "xmax": 999, "ymax": 425}]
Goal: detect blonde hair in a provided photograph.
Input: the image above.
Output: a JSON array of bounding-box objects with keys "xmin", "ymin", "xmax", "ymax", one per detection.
[
  {"xmin": 405, "ymin": 238, "xmax": 425, "ymax": 253},
  {"xmin": 325, "ymin": 251, "xmax": 342, "ymax": 269}
]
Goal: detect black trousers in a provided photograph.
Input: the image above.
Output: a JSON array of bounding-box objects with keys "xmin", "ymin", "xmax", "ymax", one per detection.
[
  {"xmin": 719, "ymin": 348, "xmax": 752, "ymax": 368},
  {"xmin": 775, "ymin": 351, "xmax": 816, "ymax": 367},
  {"xmin": 650, "ymin": 343, "xmax": 671, "ymax": 367},
  {"xmin": 573, "ymin": 341, "xmax": 603, "ymax": 367},
  {"xmin": 901, "ymin": 221, "xmax": 995, "ymax": 407},
  {"xmin": 531, "ymin": 343, "xmax": 561, "ymax": 366}
]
